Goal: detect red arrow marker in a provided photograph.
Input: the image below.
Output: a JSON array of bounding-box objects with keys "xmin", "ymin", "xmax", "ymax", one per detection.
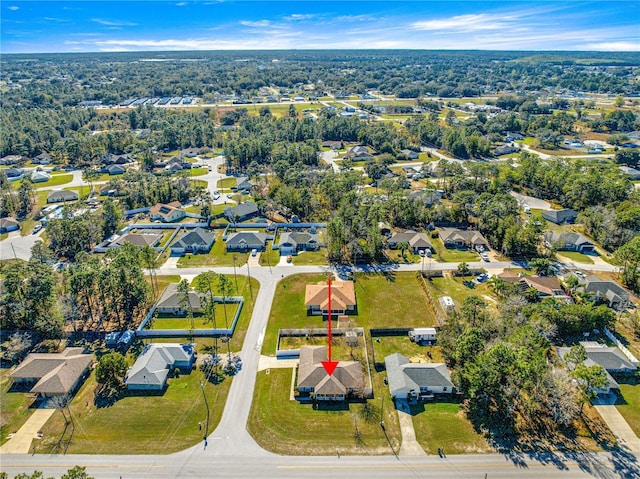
[{"xmin": 322, "ymin": 277, "xmax": 339, "ymax": 376}]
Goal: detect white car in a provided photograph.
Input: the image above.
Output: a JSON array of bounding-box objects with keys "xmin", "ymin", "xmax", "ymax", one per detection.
[
  {"xmin": 479, "ymin": 252, "xmax": 490, "ymax": 262},
  {"xmin": 213, "ymin": 193, "xmax": 221, "ymax": 200},
  {"xmin": 251, "ymin": 249, "xmax": 258, "ymax": 257}
]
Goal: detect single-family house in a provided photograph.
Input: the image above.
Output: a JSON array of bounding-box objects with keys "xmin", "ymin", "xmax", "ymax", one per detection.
[
  {"xmin": 557, "ymin": 342, "xmax": 637, "ymax": 394},
  {"xmin": 0, "ymin": 217, "xmax": 20, "ymax": 233},
  {"xmin": 103, "ymin": 153, "xmax": 134, "ymax": 165},
  {"xmin": 10, "ymin": 347, "xmax": 93, "ymax": 398},
  {"xmin": 297, "ymin": 345, "xmax": 365, "ymax": 401},
  {"xmin": 150, "ymin": 201, "xmax": 186, "ymax": 223},
  {"xmin": 125, "ymin": 343, "xmax": 195, "ymax": 390},
  {"xmin": 170, "ymin": 228, "xmax": 215, "ymax": 255},
  {"xmin": 47, "ymin": 190, "xmax": 78, "ymax": 203},
  {"xmin": 32, "ymin": 152, "xmax": 53, "ymax": 165},
  {"xmin": 347, "ymin": 146, "xmax": 374, "ymax": 161},
  {"xmin": 225, "ymin": 231, "xmax": 267, "ymax": 252},
  {"xmin": 384, "ymin": 353, "xmax": 455, "ymax": 401},
  {"xmin": 619, "ymin": 166, "xmax": 640, "ymax": 179},
  {"xmin": 223, "ymin": 202, "xmax": 259, "ymax": 222},
  {"xmin": 542, "ymin": 209, "xmax": 578, "ymax": 225},
  {"xmin": 387, "ymin": 230, "xmax": 434, "ymax": 254},
  {"xmin": 105, "ymin": 164, "xmax": 126, "ymax": 175},
  {"xmin": 180, "ymin": 148, "xmax": 203, "ymax": 158},
  {"xmin": 0, "ymin": 155, "xmax": 22, "ymax": 165},
  {"xmin": 235, "ymin": 176, "xmax": 253, "ymax": 193},
  {"xmin": 498, "ymin": 271, "xmax": 567, "ymax": 298},
  {"xmin": 400, "ymin": 149, "xmax": 419, "ymax": 160},
  {"xmin": 543, "ymin": 231, "xmax": 596, "ymax": 254},
  {"xmin": 584, "ymin": 276, "xmax": 631, "ymax": 310},
  {"xmin": 30, "ymin": 170, "xmax": 50, "ymax": 183},
  {"xmin": 439, "ymin": 228, "xmax": 488, "ymax": 252},
  {"xmin": 111, "ymin": 232, "xmax": 162, "ymax": 248},
  {"xmin": 4, "ymin": 167, "xmax": 24, "ymax": 179},
  {"xmin": 494, "ymin": 144, "xmax": 520, "ymax": 156},
  {"xmin": 277, "ymin": 232, "xmax": 320, "ymax": 255},
  {"xmin": 322, "ymin": 140, "xmax": 342, "ymax": 150},
  {"xmin": 154, "ymin": 283, "xmax": 204, "ymax": 315},
  {"xmin": 505, "ymin": 132, "xmax": 524, "ymax": 141},
  {"xmin": 305, "ymin": 280, "xmax": 356, "ymax": 316}
]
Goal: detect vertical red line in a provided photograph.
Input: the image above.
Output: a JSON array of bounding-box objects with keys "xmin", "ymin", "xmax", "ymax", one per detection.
[{"xmin": 327, "ymin": 277, "xmax": 332, "ymax": 362}]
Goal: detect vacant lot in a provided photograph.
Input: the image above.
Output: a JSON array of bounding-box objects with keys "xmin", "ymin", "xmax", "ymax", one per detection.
[
  {"xmin": 248, "ymin": 368, "xmax": 400, "ymax": 455},
  {"xmin": 38, "ymin": 368, "xmax": 231, "ymax": 454},
  {"xmin": 423, "ymin": 276, "xmax": 497, "ymax": 313},
  {"xmin": 150, "ymin": 302, "xmax": 240, "ymax": 330},
  {"xmin": 263, "ymin": 272, "xmax": 437, "ymax": 355},
  {"xmin": 557, "ymin": 251, "xmax": 595, "ymax": 264},
  {"xmin": 410, "ymin": 401, "xmax": 493, "ymax": 454},
  {"xmin": 371, "ymin": 337, "xmax": 444, "ymax": 366}
]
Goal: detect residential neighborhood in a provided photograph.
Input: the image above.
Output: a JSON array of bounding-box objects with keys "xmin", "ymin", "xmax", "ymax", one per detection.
[{"xmin": 1, "ymin": 31, "xmax": 640, "ymax": 479}]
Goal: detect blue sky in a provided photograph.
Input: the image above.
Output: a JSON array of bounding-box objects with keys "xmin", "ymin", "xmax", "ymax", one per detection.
[{"xmin": 2, "ymin": 1, "xmax": 639, "ymax": 53}]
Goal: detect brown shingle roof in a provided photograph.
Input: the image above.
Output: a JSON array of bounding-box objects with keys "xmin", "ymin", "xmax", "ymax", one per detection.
[
  {"xmin": 304, "ymin": 281, "xmax": 356, "ymax": 311},
  {"xmin": 297, "ymin": 346, "xmax": 364, "ymax": 394}
]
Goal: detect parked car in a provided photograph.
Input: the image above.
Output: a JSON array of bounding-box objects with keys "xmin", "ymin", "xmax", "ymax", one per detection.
[
  {"xmin": 479, "ymin": 252, "xmax": 490, "ymax": 262},
  {"xmin": 286, "ymin": 255, "xmax": 292, "ymax": 263},
  {"xmin": 32, "ymin": 224, "xmax": 42, "ymax": 234},
  {"xmin": 251, "ymin": 248, "xmax": 258, "ymax": 257},
  {"xmin": 476, "ymin": 273, "xmax": 489, "ymax": 283}
]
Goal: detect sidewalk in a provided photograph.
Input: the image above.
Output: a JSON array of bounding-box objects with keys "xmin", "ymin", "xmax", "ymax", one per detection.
[
  {"xmin": 595, "ymin": 404, "xmax": 640, "ymax": 453},
  {"xmin": 0, "ymin": 407, "xmax": 55, "ymax": 454}
]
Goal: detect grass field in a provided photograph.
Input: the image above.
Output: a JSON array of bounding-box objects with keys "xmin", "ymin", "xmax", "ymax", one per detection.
[
  {"xmin": 217, "ymin": 178, "xmax": 236, "ymax": 189},
  {"xmin": 150, "ymin": 303, "xmax": 240, "ymax": 330},
  {"xmin": 0, "ymin": 369, "xmax": 38, "ymax": 446},
  {"xmin": 291, "ymin": 250, "xmax": 327, "ymax": 265},
  {"xmin": 431, "ymin": 238, "xmax": 480, "ymax": 263},
  {"xmin": 423, "ymin": 276, "xmax": 497, "ymax": 313},
  {"xmin": 37, "ymin": 368, "xmax": 231, "ymax": 454},
  {"xmin": 410, "ymin": 401, "xmax": 493, "ymax": 454},
  {"xmin": 247, "ymin": 368, "xmax": 400, "ymax": 455},
  {"xmin": 371, "ymin": 337, "xmax": 444, "ymax": 366},
  {"xmin": 263, "ymin": 272, "xmax": 437, "ymax": 355},
  {"xmin": 556, "ymin": 251, "xmax": 595, "ymax": 264},
  {"xmin": 177, "ymin": 232, "xmax": 249, "ymax": 267},
  {"xmin": 177, "ymin": 167, "xmax": 208, "ymax": 178},
  {"xmin": 616, "ymin": 383, "xmax": 640, "ymax": 437},
  {"xmin": 18, "ymin": 174, "xmax": 73, "ymax": 189}
]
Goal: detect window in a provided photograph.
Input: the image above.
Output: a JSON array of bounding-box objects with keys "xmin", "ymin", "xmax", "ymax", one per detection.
[{"xmin": 443, "ymin": 387, "xmax": 447, "ymax": 391}]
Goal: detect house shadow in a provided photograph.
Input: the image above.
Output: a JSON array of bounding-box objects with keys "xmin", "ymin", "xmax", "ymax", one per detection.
[{"xmin": 313, "ymin": 401, "xmax": 350, "ymax": 412}]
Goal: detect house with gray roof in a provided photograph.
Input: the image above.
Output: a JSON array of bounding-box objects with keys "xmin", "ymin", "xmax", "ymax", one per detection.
[
  {"xmin": 4, "ymin": 167, "xmax": 24, "ymax": 179},
  {"xmin": 31, "ymin": 170, "xmax": 51, "ymax": 183},
  {"xmin": 111, "ymin": 232, "xmax": 162, "ymax": 248},
  {"xmin": 32, "ymin": 152, "xmax": 53, "ymax": 165},
  {"xmin": 584, "ymin": 276, "xmax": 631, "ymax": 310},
  {"xmin": 0, "ymin": 155, "xmax": 22, "ymax": 165},
  {"xmin": 170, "ymin": 228, "xmax": 215, "ymax": 255},
  {"xmin": 384, "ymin": 353, "xmax": 455, "ymax": 401},
  {"xmin": 105, "ymin": 164, "xmax": 126, "ymax": 175},
  {"xmin": 125, "ymin": 343, "xmax": 195, "ymax": 390},
  {"xmin": 557, "ymin": 342, "xmax": 637, "ymax": 394},
  {"xmin": 47, "ymin": 190, "xmax": 78, "ymax": 203},
  {"xmin": 234, "ymin": 176, "xmax": 253, "ymax": 192},
  {"xmin": 619, "ymin": 166, "xmax": 640, "ymax": 179},
  {"xmin": 225, "ymin": 231, "xmax": 267, "ymax": 252},
  {"xmin": 542, "ymin": 208, "xmax": 578, "ymax": 225},
  {"xmin": 10, "ymin": 347, "xmax": 93, "ymax": 398},
  {"xmin": 408, "ymin": 189, "xmax": 442, "ymax": 207},
  {"xmin": 297, "ymin": 346, "xmax": 366, "ymax": 401},
  {"xmin": 0, "ymin": 217, "xmax": 20, "ymax": 233},
  {"xmin": 277, "ymin": 231, "xmax": 320, "ymax": 256},
  {"xmin": 544, "ymin": 231, "xmax": 596, "ymax": 254},
  {"xmin": 224, "ymin": 202, "xmax": 259, "ymax": 222},
  {"xmin": 347, "ymin": 146, "xmax": 374, "ymax": 161},
  {"xmin": 155, "ymin": 283, "xmax": 204, "ymax": 315},
  {"xmin": 388, "ymin": 230, "xmax": 434, "ymax": 254}
]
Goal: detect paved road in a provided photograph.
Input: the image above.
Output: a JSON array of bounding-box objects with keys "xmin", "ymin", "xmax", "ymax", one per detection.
[
  {"xmin": 2, "ymin": 450, "xmax": 637, "ymax": 478},
  {"xmin": 0, "ymin": 231, "xmax": 43, "ymax": 261}
]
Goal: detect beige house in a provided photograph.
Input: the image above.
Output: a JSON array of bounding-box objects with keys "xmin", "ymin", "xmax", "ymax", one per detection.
[
  {"xmin": 149, "ymin": 201, "xmax": 186, "ymax": 223},
  {"xmin": 10, "ymin": 347, "xmax": 93, "ymax": 398},
  {"xmin": 304, "ymin": 281, "xmax": 356, "ymax": 315}
]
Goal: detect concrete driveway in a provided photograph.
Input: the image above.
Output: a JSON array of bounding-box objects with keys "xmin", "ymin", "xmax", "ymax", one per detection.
[
  {"xmin": 0, "ymin": 407, "xmax": 55, "ymax": 454},
  {"xmin": 595, "ymin": 404, "xmax": 640, "ymax": 453},
  {"xmin": 395, "ymin": 399, "xmax": 426, "ymax": 456}
]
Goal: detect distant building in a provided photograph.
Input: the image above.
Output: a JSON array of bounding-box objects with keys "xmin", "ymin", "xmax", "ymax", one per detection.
[
  {"xmin": 47, "ymin": 190, "xmax": 78, "ymax": 203},
  {"xmin": 30, "ymin": 170, "xmax": 51, "ymax": 183},
  {"xmin": 347, "ymin": 146, "xmax": 374, "ymax": 161}
]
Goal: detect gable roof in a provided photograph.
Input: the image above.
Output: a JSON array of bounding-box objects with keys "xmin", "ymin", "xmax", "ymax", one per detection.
[
  {"xmin": 149, "ymin": 201, "xmax": 185, "ymax": 220},
  {"xmin": 278, "ymin": 231, "xmax": 319, "ymax": 248},
  {"xmin": 47, "ymin": 190, "xmax": 78, "ymax": 202},
  {"xmin": 297, "ymin": 346, "xmax": 364, "ymax": 394},
  {"xmin": 584, "ymin": 276, "xmax": 630, "ymax": 303},
  {"xmin": 11, "ymin": 347, "xmax": 93, "ymax": 395},
  {"xmin": 224, "ymin": 202, "xmax": 259, "ymax": 220},
  {"xmin": 155, "ymin": 283, "xmax": 204, "ymax": 313},
  {"xmin": 558, "ymin": 342, "xmax": 636, "ymax": 372},
  {"xmin": 226, "ymin": 231, "xmax": 267, "ymax": 247},
  {"xmin": 385, "ymin": 353, "xmax": 454, "ymax": 397},
  {"xmin": 0, "ymin": 217, "xmax": 19, "ymax": 229},
  {"xmin": 439, "ymin": 228, "xmax": 487, "ymax": 246},
  {"xmin": 172, "ymin": 228, "xmax": 215, "ymax": 250},
  {"xmin": 544, "ymin": 231, "xmax": 594, "ymax": 247},
  {"xmin": 126, "ymin": 343, "xmax": 195, "ymax": 388},
  {"xmin": 304, "ymin": 281, "xmax": 356, "ymax": 311},
  {"xmin": 388, "ymin": 230, "xmax": 433, "ymax": 249}
]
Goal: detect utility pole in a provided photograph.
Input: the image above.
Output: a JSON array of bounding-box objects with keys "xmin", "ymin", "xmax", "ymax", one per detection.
[{"xmin": 246, "ymin": 256, "xmax": 253, "ymax": 298}]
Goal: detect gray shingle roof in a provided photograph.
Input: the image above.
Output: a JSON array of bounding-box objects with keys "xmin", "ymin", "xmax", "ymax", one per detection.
[
  {"xmin": 226, "ymin": 231, "xmax": 267, "ymax": 247},
  {"xmin": 155, "ymin": 283, "xmax": 204, "ymax": 313},
  {"xmin": 278, "ymin": 232, "xmax": 319, "ymax": 248},
  {"xmin": 126, "ymin": 343, "xmax": 194, "ymax": 388},
  {"xmin": 384, "ymin": 353, "xmax": 454, "ymax": 398},
  {"xmin": 47, "ymin": 190, "xmax": 78, "ymax": 202},
  {"xmin": 544, "ymin": 231, "xmax": 593, "ymax": 247},
  {"xmin": 224, "ymin": 202, "xmax": 259, "ymax": 221},
  {"xmin": 171, "ymin": 228, "xmax": 215, "ymax": 250}
]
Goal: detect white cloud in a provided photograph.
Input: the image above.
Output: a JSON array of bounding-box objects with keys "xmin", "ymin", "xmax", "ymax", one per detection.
[
  {"xmin": 92, "ymin": 18, "xmax": 138, "ymax": 27},
  {"xmin": 176, "ymin": 2, "xmax": 187, "ymax": 6},
  {"xmin": 284, "ymin": 14, "xmax": 315, "ymax": 21},
  {"xmin": 411, "ymin": 13, "xmax": 514, "ymax": 32},
  {"xmin": 8, "ymin": 5, "xmax": 19, "ymax": 11},
  {"xmin": 582, "ymin": 41, "xmax": 640, "ymax": 52},
  {"xmin": 239, "ymin": 20, "xmax": 272, "ymax": 28}
]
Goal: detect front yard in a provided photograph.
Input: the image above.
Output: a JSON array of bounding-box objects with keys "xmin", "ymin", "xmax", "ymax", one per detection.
[
  {"xmin": 0, "ymin": 369, "xmax": 38, "ymax": 446},
  {"xmin": 616, "ymin": 383, "xmax": 640, "ymax": 437},
  {"xmin": 247, "ymin": 368, "xmax": 400, "ymax": 455},
  {"xmin": 176, "ymin": 231, "xmax": 249, "ymax": 268},
  {"xmin": 422, "ymin": 276, "xmax": 498, "ymax": 313},
  {"xmin": 431, "ymin": 237, "xmax": 480, "ymax": 263},
  {"xmin": 556, "ymin": 251, "xmax": 595, "ymax": 264}
]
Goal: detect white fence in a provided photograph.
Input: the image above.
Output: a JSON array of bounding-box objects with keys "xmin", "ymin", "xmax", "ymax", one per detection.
[{"xmin": 604, "ymin": 328, "xmax": 639, "ymax": 367}]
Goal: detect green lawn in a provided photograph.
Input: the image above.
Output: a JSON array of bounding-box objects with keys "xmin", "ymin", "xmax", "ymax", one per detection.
[
  {"xmin": 292, "ymin": 250, "xmax": 327, "ymax": 266},
  {"xmin": 556, "ymin": 251, "xmax": 595, "ymax": 264},
  {"xmin": 177, "ymin": 167, "xmax": 208, "ymax": 178},
  {"xmin": 410, "ymin": 402, "xmax": 493, "ymax": 454},
  {"xmin": 247, "ymin": 368, "xmax": 400, "ymax": 455},
  {"xmin": 423, "ymin": 276, "xmax": 497, "ymax": 313},
  {"xmin": 263, "ymin": 272, "xmax": 437, "ymax": 355},
  {"xmin": 176, "ymin": 231, "xmax": 249, "ymax": 267},
  {"xmin": 150, "ymin": 304, "xmax": 240, "ymax": 330},
  {"xmin": 431, "ymin": 238, "xmax": 480, "ymax": 263},
  {"xmin": 64, "ymin": 185, "xmax": 92, "ymax": 199},
  {"xmin": 616, "ymin": 383, "xmax": 640, "ymax": 437},
  {"xmin": 20, "ymin": 174, "xmax": 73, "ymax": 189},
  {"xmin": 0, "ymin": 369, "xmax": 38, "ymax": 446},
  {"xmin": 37, "ymin": 368, "xmax": 231, "ymax": 454},
  {"xmin": 217, "ymin": 177, "xmax": 236, "ymax": 189}
]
